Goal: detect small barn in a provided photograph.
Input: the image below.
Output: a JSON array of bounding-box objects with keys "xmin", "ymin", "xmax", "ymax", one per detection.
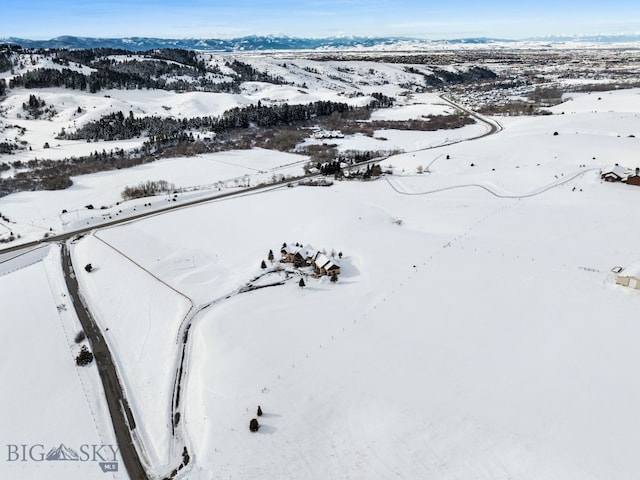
[
  {"xmin": 625, "ymin": 168, "xmax": 640, "ymax": 186},
  {"xmin": 615, "ymin": 262, "xmax": 640, "ymax": 290}
]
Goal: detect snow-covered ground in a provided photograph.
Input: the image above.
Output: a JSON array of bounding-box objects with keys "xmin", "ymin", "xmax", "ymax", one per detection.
[
  {"xmin": 72, "ymin": 236, "xmax": 191, "ymax": 475},
  {"xmin": 0, "ymin": 148, "xmax": 309, "ymax": 242},
  {"xmin": 0, "ymin": 247, "xmax": 121, "ymax": 480},
  {"xmin": 49, "ymin": 87, "xmax": 640, "ymax": 479},
  {"xmin": 3, "ymin": 58, "xmax": 640, "ymax": 480}
]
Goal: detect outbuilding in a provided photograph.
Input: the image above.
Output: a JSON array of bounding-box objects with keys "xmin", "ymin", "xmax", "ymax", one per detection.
[
  {"xmin": 615, "ymin": 262, "xmax": 640, "ymax": 290},
  {"xmin": 625, "ymin": 168, "xmax": 640, "ymax": 186}
]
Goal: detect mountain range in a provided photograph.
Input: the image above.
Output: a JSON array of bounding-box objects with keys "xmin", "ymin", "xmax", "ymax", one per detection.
[{"xmin": 2, "ymin": 34, "xmax": 640, "ymax": 52}]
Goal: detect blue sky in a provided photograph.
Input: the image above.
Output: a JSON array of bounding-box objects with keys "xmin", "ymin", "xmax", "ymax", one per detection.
[{"xmin": 2, "ymin": 0, "xmax": 640, "ymax": 39}]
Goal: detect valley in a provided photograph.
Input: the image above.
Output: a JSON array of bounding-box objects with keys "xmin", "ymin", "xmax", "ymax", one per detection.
[{"xmin": 2, "ymin": 43, "xmax": 640, "ymax": 480}]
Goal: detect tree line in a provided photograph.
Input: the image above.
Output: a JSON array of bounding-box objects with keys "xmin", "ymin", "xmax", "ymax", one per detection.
[
  {"xmin": 6, "ymin": 49, "xmax": 289, "ymax": 94},
  {"xmin": 59, "ymin": 100, "xmax": 359, "ymax": 143}
]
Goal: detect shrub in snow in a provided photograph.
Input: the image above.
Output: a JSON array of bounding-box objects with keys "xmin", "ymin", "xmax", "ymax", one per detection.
[
  {"xmin": 84, "ymin": 263, "xmax": 93, "ymax": 272},
  {"xmin": 249, "ymin": 418, "xmax": 260, "ymax": 432},
  {"xmin": 75, "ymin": 345, "xmax": 94, "ymax": 366},
  {"xmin": 257, "ymin": 406, "xmax": 263, "ymax": 417}
]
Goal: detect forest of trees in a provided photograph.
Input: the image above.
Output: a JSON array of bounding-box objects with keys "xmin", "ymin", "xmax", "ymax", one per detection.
[
  {"xmin": 6, "ymin": 49, "xmax": 290, "ymax": 94},
  {"xmin": 0, "ymin": 147, "xmax": 154, "ymax": 198},
  {"xmin": 22, "ymin": 94, "xmax": 56, "ymax": 119},
  {"xmin": 58, "ymin": 100, "xmax": 359, "ymax": 144},
  {"xmin": 0, "ymin": 51, "xmax": 11, "ymax": 73}
]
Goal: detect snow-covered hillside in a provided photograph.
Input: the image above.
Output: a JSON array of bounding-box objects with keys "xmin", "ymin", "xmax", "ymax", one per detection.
[{"xmin": 3, "ymin": 49, "xmax": 640, "ymax": 480}]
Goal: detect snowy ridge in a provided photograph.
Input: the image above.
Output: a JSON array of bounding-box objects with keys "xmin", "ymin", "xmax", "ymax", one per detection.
[{"xmin": 4, "ymin": 35, "xmax": 640, "ymax": 52}]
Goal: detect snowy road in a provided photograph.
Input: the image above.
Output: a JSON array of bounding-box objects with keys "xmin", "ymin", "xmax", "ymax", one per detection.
[{"xmin": 61, "ymin": 244, "xmax": 148, "ymax": 480}]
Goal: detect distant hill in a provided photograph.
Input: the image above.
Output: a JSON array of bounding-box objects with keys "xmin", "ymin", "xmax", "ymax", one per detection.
[{"xmin": 0, "ymin": 35, "xmax": 518, "ymax": 52}]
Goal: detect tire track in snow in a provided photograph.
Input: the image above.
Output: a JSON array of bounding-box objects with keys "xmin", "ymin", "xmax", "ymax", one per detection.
[{"xmin": 384, "ymin": 167, "xmax": 598, "ymax": 199}]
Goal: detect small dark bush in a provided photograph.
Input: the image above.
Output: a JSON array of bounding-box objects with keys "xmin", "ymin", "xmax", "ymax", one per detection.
[
  {"xmin": 249, "ymin": 418, "xmax": 260, "ymax": 432},
  {"xmin": 75, "ymin": 345, "xmax": 94, "ymax": 366}
]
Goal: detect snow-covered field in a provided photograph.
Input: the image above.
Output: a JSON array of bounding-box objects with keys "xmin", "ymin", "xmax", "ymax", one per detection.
[
  {"xmin": 3, "ymin": 58, "xmax": 640, "ymax": 480},
  {"xmin": 0, "ymin": 247, "xmax": 121, "ymax": 480},
  {"xmin": 0, "ymin": 148, "xmax": 310, "ymax": 241}
]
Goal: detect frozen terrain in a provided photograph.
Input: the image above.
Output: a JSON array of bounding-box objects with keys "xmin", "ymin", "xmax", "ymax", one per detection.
[
  {"xmin": 60, "ymin": 88, "xmax": 640, "ymax": 479},
  {"xmin": 0, "ymin": 247, "xmax": 121, "ymax": 480},
  {"xmin": 2, "ymin": 50, "xmax": 640, "ymax": 480}
]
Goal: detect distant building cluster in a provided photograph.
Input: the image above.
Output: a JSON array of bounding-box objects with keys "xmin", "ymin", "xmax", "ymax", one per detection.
[{"xmin": 313, "ymin": 129, "xmax": 345, "ymax": 139}]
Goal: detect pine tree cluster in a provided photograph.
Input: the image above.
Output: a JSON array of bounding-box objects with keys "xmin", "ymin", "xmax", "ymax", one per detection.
[
  {"xmin": 60, "ymin": 100, "xmax": 354, "ymax": 143},
  {"xmin": 75, "ymin": 345, "xmax": 94, "ymax": 366},
  {"xmin": 7, "ymin": 50, "xmax": 295, "ymax": 94}
]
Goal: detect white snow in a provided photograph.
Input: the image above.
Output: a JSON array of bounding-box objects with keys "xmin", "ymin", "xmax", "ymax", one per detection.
[
  {"xmin": 3, "ymin": 56, "xmax": 640, "ymax": 480},
  {"xmin": 62, "ymin": 86, "xmax": 640, "ymax": 480},
  {"xmin": 0, "ymin": 148, "xmax": 308, "ymax": 242},
  {"xmin": 71, "ymin": 235, "xmax": 192, "ymax": 475},
  {"xmin": 0, "ymin": 247, "xmax": 122, "ymax": 480}
]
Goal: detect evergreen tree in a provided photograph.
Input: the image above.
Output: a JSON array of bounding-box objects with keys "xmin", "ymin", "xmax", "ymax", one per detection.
[
  {"xmin": 249, "ymin": 418, "xmax": 260, "ymax": 432},
  {"xmin": 260, "ymin": 259, "xmax": 267, "ymax": 269},
  {"xmin": 75, "ymin": 345, "xmax": 94, "ymax": 366},
  {"xmin": 299, "ymin": 278, "xmax": 305, "ymax": 288},
  {"xmin": 268, "ymin": 249, "xmax": 274, "ymax": 262}
]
